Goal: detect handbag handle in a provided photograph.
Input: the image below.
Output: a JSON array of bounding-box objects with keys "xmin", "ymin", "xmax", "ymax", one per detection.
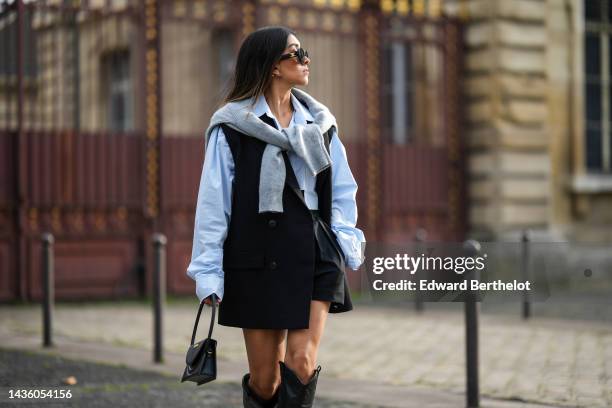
[{"xmin": 190, "ymin": 293, "xmax": 217, "ymax": 346}]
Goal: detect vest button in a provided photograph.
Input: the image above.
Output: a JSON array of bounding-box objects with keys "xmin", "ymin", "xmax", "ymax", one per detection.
[
  {"xmin": 268, "ymin": 219, "xmax": 277, "ymax": 229},
  {"xmin": 269, "ymin": 261, "xmax": 277, "ymax": 270}
]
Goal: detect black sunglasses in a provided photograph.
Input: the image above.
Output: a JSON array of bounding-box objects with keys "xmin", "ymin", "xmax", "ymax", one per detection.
[{"xmin": 279, "ymin": 48, "xmax": 309, "ymax": 65}]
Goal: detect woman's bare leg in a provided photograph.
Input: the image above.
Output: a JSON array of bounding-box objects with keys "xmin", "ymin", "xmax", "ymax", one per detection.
[
  {"xmin": 284, "ymin": 300, "xmax": 331, "ymax": 383},
  {"xmin": 242, "ymin": 328, "xmax": 287, "ymax": 399}
]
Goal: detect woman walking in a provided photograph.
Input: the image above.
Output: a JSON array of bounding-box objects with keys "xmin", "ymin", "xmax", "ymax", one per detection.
[{"xmin": 187, "ymin": 26, "xmax": 366, "ymax": 408}]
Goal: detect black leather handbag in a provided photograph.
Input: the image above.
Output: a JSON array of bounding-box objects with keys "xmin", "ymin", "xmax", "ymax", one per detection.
[{"xmin": 181, "ymin": 294, "xmax": 218, "ymax": 385}]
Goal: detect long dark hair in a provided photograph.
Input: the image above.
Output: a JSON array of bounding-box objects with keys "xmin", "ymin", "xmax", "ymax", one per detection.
[{"xmin": 221, "ymin": 26, "xmax": 296, "ymax": 109}]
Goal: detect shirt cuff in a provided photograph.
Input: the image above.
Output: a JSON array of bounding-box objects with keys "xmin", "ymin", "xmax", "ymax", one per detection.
[
  {"xmin": 195, "ymin": 274, "xmax": 224, "ymax": 302},
  {"xmin": 332, "ymin": 227, "xmax": 366, "ymax": 271}
]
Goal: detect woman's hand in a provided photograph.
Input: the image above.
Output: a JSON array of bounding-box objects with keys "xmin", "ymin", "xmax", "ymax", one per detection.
[{"xmin": 203, "ymin": 295, "xmax": 221, "ymax": 306}]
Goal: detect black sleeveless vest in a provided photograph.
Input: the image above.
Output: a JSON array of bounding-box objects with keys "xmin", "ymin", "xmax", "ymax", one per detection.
[{"xmin": 216, "ymin": 111, "xmax": 343, "ymax": 329}]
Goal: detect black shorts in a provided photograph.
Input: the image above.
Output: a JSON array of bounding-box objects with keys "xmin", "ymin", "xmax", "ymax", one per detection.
[{"xmin": 310, "ymin": 209, "xmax": 346, "ymax": 305}]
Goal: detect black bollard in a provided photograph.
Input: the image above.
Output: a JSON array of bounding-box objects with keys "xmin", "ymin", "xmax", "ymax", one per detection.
[
  {"xmin": 152, "ymin": 233, "xmax": 167, "ymax": 363},
  {"xmin": 41, "ymin": 233, "xmax": 54, "ymax": 348},
  {"xmin": 521, "ymin": 229, "xmax": 531, "ymax": 319},
  {"xmin": 463, "ymin": 239, "xmax": 481, "ymax": 408},
  {"xmin": 414, "ymin": 228, "xmax": 427, "ymax": 312}
]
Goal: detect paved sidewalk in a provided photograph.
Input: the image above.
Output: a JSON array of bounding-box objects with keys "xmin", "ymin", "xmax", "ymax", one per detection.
[
  {"xmin": 0, "ymin": 348, "xmax": 375, "ymax": 408},
  {"xmin": 1, "ymin": 333, "xmax": 551, "ymax": 408},
  {"xmin": 2, "ymin": 299, "xmax": 610, "ymax": 407}
]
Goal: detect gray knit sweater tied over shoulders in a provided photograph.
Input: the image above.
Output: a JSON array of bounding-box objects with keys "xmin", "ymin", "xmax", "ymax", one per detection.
[{"xmin": 204, "ymin": 87, "xmax": 338, "ymax": 214}]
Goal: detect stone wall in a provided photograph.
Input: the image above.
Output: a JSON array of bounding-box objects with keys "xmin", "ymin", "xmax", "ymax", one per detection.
[
  {"xmin": 460, "ymin": 0, "xmax": 612, "ymax": 243},
  {"xmin": 460, "ymin": 0, "xmax": 556, "ymax": 240}
]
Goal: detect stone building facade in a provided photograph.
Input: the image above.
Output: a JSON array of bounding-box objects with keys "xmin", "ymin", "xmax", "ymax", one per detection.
[{"xmin": 453, "ymin": 0, "xmax": 612, "ymax": 242}]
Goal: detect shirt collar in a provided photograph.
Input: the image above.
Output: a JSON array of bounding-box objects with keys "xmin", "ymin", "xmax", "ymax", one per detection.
[{"xmin": 252, "ymin": 91, "xmax": 315, "ymax": 126}]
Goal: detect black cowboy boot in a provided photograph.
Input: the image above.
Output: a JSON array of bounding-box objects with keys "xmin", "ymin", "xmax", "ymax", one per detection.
[
  {"xmin": 242, "ymin": 373, "xmax": 279, "ymax": 408},
  {"xmin": 277, "ymin": 361, "xmax": 322, "ymax": 408}
]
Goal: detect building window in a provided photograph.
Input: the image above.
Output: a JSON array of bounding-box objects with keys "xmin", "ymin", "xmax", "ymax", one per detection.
[
  {"xmin": 0, "ymin": 5, "xmax": 37, "ymax": 79},
  {"xmin": 101, "ymin": 49, "xmax": 132, "ymax": 132},
  {"xmin": 381, "ymin": 39, "xmax": 414, "ymax": 145},
  {"xmin": 212, "ymin": 29, "xmax": 235, "ymax": 97},
  {"xmin": 584, "ymin": 0, "xmax": 612, "ymax": 173}
]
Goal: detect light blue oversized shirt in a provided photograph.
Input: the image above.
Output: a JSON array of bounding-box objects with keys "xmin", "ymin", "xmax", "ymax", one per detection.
[{"xmin": 187, "ymin": 92, "xmax": 366, "ymax": 302}]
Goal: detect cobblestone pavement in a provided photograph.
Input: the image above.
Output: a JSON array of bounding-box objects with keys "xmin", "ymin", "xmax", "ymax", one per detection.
[
  {"xmin": 1, "ymin": 300, "xmax": 611, "ymax": 407},
  {"xmin": 0, "ymin": 348, "xmax": 378, "ymax": 408}
]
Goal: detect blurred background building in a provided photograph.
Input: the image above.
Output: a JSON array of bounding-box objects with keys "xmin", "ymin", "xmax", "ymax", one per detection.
[{"xmin": 0, "ymin": 0, "xmax": 609, "ymax": 302}]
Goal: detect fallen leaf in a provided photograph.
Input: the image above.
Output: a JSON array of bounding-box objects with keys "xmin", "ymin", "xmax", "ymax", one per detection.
[{"xmin": 62, "ymin": 376, "xmax": 77, "ymax": 385}]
